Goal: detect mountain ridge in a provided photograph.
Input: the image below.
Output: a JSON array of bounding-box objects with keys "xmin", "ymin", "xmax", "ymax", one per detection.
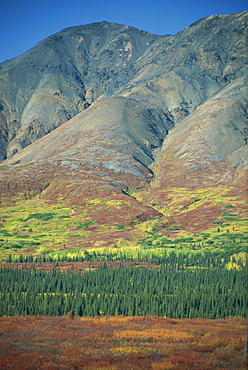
[{"xmin": 1, "ymin": 11, "xmax": 247, "ymax": 161}]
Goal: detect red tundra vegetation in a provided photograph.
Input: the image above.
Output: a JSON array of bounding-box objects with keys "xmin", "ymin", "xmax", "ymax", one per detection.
[{"xmin": 0, "ymin": 315, "xmax": 246, "ymax": 369}]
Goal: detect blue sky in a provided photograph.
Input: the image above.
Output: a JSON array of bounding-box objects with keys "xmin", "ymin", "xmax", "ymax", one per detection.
[{"xmin": 1, "ymin": 0, "xmax": 247, "ymax": 63}]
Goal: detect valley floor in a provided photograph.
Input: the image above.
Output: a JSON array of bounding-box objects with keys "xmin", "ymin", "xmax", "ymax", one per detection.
[{"xmin": 0, "ymin": 315, "xmax": 246, "ymax": 369}]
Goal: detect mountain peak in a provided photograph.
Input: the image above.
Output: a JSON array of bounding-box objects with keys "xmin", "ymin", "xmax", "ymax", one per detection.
[{"xmin": 0, "ymin": 12, "xmax": 247, "ymax": 171}]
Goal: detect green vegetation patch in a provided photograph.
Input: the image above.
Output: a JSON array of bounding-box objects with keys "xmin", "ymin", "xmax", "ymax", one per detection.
[
  {"xmin": 0, "ymin": 200, "xmax": 96, "ymax": 258},
  {"xmin": 76, "ymin": 221, "xmax": 94, "ymax": 229},
  {"xmin": 26, "ymin": 212, "xmax": 55, "ymax": 221},
  {"xmin": 116, "ymin": 224, "xmax": 125, "ymax": 230}
]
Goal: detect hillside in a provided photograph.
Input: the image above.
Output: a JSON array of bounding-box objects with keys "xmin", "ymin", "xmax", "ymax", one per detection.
[{"xmin": 0, "ymin": 11, "xmax": 247, "ymax": 255}]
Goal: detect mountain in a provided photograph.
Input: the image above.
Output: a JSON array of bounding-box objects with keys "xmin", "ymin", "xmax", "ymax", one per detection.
[{"xmin": 0, "ymin": 12, "xmax": 247, "ymax": 250}]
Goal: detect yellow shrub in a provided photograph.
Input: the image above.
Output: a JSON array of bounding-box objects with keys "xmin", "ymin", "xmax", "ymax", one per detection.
[
  {"xmin": 114, "ymin": 329, "xmax": 194, "ymax": 342},
  {"xmin": 152, "ymin": 361, "xmax": 175, "ymax": 369},
  {"xmin": 111, "ymin": 346, "xmax": 140, "ymax": 355},
  {"xmin": 225, "ymin": 261, "xmax": 242, "ymax": 271}
]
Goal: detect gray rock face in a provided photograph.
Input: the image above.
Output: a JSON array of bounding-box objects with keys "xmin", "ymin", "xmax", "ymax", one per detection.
[
  {"xmin": 1, "ymin": 97, "xmax": 173, "ymax": 182},
  {"xmin": 0, "ymin": 22, "xmax": 160, "ymax": 159},
  {"xmin": 0, "ymin": 12, "xmax": 247, "ymax": 185}
]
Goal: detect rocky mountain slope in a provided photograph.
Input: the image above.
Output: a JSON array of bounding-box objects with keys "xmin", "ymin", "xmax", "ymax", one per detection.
[{"xmin": 0, "ymin": 12, "xmax": 247, "ymax": 249}]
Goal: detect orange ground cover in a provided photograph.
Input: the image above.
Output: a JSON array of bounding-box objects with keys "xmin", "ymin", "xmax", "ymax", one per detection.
[{"xmin": 0, "ymin": 316, "xmax": 246, "ymax": 369}]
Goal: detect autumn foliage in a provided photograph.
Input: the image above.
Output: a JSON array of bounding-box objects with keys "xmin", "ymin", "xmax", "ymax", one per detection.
[{"xmin": 0, "ymin": 315, "xmax": 246, "ymax": 369}]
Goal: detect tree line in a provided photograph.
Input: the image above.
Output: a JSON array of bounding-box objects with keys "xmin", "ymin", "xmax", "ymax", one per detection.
[
  {"xmin": 0, "ymin": 264, "xmax": 246, "ymax": 318},
  {"xmin": 5, "ymin": 249, "xmax": 233, "ymax": 268}
]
